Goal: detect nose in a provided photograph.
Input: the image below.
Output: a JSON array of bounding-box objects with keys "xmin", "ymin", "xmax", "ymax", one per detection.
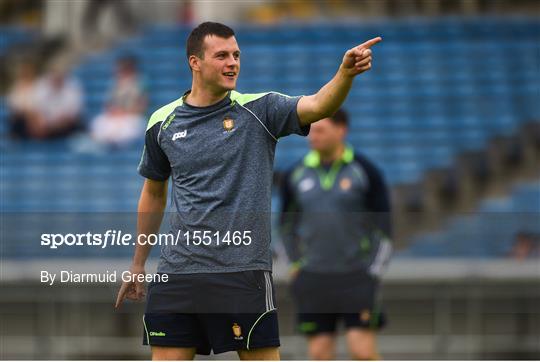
[{"xmin": 226, "ymin": 54, "xmax": 238, "ymax": 67}]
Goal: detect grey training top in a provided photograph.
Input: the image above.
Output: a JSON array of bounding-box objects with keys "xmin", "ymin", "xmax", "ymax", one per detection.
[
  {"xmin": 138, "ymin": 90, "xmax": 309, "ymax": 274},
  {"xmin": 279, "ymin": 146, "xmax": 393, "ymax": 275}
]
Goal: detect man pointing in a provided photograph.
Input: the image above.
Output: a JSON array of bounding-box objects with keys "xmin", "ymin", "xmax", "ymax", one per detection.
[{"xmin": 115, "ymin": 22, "xmax": 381, "ymax": 360}]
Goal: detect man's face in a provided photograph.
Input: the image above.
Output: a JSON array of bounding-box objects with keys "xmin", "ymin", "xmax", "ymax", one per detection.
[
  {"xmin": 117, "ymin": 60, "xmax": 135, "ymax": 78},
  {"xmin": 50, "ymin": 69, "xmax": 66, "ymax": 89},
  {"xmin": 309, "ymin": 118, "xmax": 347, "ymax": 153},
  {"xmin": 195, "ymin": 35, "xmax": 240, "ymax": 92}
]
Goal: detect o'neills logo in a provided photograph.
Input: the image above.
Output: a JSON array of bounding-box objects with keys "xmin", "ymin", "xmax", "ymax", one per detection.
[
  {"xmin": 149, "ymin": 331, "xmax": 166, "ymax": 337},
  {"xmin": 223, "ymin": 117, "xmax": 235, "ymax": 132}
]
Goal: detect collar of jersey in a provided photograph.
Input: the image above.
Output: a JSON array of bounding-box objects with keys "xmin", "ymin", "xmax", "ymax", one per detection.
[
  {"xmin": 303, "ymin": 144, "xmax": 354, "ymax": 168},
  {"xmin": 303, "ymin": 145, "xmax": 354, "ymax": 191},
  {"xmin": 180, "ymin": 90, "xmax": 232, "ymax": 110}
]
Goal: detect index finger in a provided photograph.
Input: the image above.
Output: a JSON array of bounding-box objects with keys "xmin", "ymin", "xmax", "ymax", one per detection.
[
  {"xmin": 358, "ymin": 37, "xmax": 382, "ymax": 49},
  {"xmin": 115, "ymin": 283, "xmax": 129, "ymax": 309}
]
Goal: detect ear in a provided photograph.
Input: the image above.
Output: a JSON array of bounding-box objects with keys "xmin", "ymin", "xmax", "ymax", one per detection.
[{"xmin": 189, "ymin": 55, "xmax": 201, "ymax": 72}]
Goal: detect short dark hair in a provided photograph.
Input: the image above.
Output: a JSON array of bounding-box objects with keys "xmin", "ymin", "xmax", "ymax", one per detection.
[
  {"xmin": 329, "ymin": 108, "xmax": 349, "ymax": 127},
  {"xmin": 186, "ymin": 22, "xmax": 235, "ymax": 59},
  {"xmin": 117, "ymin": 54, "xmax": 137, "ymax": 69}
]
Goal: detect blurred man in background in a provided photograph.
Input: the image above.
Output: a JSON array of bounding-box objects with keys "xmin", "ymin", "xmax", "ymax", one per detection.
[
  {"xmin": 280, "ymin": 109, "xmax": 392, "ymax": 360},
  {"xmin": 90, "ymin": 55, "xmax": 147, "ymax": 148}
]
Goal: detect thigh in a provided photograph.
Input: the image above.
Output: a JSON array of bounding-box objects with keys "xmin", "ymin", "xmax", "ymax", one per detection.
[
  {"xmin": 307, "ymin": 333, "xmax": 336, "ymax": 360},
  {"xmin": 238, "ymin": 346, "xmax": 280, "ymax": 360},
  {"xmin": 151, "ymin": 345, "xmax": 196, "ymax": 360},
  {"xmin": 345, "ymin": 328, "xmax": 380, "ymax": 360}
]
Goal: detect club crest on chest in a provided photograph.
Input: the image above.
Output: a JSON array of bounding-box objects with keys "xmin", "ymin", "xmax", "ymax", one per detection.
[{"xmin": 223, "ymin": 117, "xmax": 235, "ymax": 132}]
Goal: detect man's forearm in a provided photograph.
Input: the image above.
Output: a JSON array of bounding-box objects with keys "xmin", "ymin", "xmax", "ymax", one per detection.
[
  {"xmin": 298, "ymin": 67, "xmax": 353, "ymax": 125},
  {"xmin": 132, "ymin": 191, "xmax": 167, "ymax": 267},
  {"xmin": 313, "ymin": 66, "xmax": 354, "ymax": 120}
]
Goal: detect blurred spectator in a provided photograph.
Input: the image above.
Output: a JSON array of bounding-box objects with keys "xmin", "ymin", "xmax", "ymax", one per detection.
[
  {"xmin": 33, "ymin": 58, "xmax": 83, "ymax": 139},
  {"xmin": 90, "ymin": 56, "xmax": 147, "ymax": 148},
  {"xmin": 509, "ymin": 232, "xmax": 540, "ymax": 260},
  {"xmin": 7, "ymin": 60, "xmax": 38, "ymax": 139},
  {"xmin": 8, "ymin": 58, "xmax": 83, "ymax": 140}
]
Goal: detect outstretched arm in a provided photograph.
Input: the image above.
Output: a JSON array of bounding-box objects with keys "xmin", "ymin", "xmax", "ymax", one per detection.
[{"xmin": 297, "ymin": 37, "xmax": 382, "ymax": 126}]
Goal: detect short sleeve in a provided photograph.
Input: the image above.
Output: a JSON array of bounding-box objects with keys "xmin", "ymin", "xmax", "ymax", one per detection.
[
  {"xmin": 264, "ymin": 92, "xmax": 310, "ymax": 138},
  {"xmin": 137, "ymin": 123, "xmax": 171, "ymax": 181}
]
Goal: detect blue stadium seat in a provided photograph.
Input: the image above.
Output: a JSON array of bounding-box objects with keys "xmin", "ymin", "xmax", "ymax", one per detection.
[{"xmin": 409, "ymin": 179, "xmax": 540, "ymax": 257}]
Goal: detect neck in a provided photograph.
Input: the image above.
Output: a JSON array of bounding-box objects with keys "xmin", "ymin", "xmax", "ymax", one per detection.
[
  {"xmin": 186, "ymin": 81, "xmax": 229, "ymax": 107},
  {"xmin": 319, "ymin": 143, "xmax": 345, "ymax": 165}
]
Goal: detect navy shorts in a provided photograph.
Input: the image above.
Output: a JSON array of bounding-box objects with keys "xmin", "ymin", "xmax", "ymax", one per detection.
[
  {"xmin": 142, "ymin": 271, "xmax": 279, "ymax": 355},
  {"xmin": 291, "ymin": 270, "xmax": 386, "ymax": 335}
]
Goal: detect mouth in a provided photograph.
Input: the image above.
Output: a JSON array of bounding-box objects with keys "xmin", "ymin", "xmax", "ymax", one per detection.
[{"xmin": 222, "ymin": 71, "xmax": 237, "ymax": 79}]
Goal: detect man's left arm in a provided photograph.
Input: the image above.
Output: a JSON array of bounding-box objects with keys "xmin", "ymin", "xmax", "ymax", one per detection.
[{"xmin": 297, "ymin": 37, "xmax": 382, "ymax": 126}]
